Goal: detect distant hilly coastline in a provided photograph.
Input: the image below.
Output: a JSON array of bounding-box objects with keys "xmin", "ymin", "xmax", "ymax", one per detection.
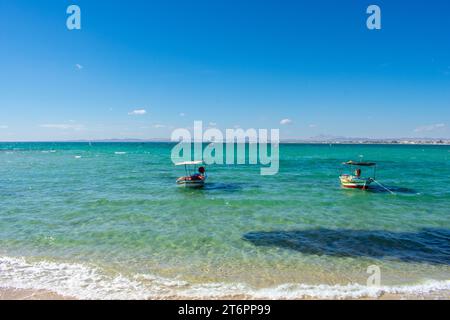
[
  {"xmin": 281, "ymin": 135, "xmax": 450, "ymax": 145},
  {"xmin": 5, "ymin": 136, "xmax": 448, "ymax": 145},
  {"xmin": 70, "ymin": 134, "xmax": 450, "ymax": 144}
]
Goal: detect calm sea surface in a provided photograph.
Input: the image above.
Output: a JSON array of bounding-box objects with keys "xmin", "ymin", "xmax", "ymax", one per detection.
[{"xmin": 1, "ymin": 143, "xmax": 449, "ymax": 299}]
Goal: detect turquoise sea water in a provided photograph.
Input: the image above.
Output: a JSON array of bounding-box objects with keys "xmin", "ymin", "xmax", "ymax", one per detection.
[{"xmin": 1, "ymin": 142, "xmax": 449, "ymax": 299}]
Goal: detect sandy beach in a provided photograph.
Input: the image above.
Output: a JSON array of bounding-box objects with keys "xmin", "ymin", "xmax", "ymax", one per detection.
[
  {"xmin": 0, "ymin": 288, "xmax": 74, "ymax": 300},
  {"xmin": 2, "ymin": 287, "xmax": 449, "ymax": 300}
]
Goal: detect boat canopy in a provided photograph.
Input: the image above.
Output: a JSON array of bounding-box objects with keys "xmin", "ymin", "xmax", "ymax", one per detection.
[
  {"xmin": 175, "ymin": 160, "xmax": 203, "ymax": 166},
  {"xmin": 343, "ymin": 161, "xmax": 376, "ymax": 166}
]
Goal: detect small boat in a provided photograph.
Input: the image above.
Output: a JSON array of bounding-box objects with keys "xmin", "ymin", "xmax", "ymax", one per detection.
[
  {"xmin": 339, "ymin": 161, "xmax": 376, "ymax": 190},
  {"xmin": 175, "ymin": 160, "xmax": 207, "ymax": 188}
]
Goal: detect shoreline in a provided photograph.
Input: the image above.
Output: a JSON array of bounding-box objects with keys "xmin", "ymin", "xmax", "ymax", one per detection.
[
  {"xmin": 0, "ymin": 287, "xmax": 74, "ymax": 300},
  {"xmin": 0, "ymin": 287, "xmax": 388, "ymax": 300},
  {"xmin": 1, "ymin": 287, "xmax": 448, "ymax": 300}
]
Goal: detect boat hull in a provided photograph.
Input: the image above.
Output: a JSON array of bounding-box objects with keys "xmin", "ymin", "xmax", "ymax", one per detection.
[
  {"xmin": 339, "ymin": 175, "xmax": 373, "ymax": 190},
  {"xmin": 176, "ymin": 175, "xmax": 206, "ymax": 188},
  {"xmin": 176, "ymin": 180, "xmax": 205, "ymax": 188}
]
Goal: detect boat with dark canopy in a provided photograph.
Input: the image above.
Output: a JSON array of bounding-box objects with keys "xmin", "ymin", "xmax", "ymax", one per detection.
[{"xmin": 339, "ymin": 161, "xmax": 376, "ymax": 190}]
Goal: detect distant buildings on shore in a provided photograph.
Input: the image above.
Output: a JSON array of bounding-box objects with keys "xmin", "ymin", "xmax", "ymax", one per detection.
[
  {"xmin": 281, "ymin": 137, "xmax": 450, "ymax": 145},
  {"xmin": 3, "ymin": 138, "xmax": 448, "ymax": 145}
]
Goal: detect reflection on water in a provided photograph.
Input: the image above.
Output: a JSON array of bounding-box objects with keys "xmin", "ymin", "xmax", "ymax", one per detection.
[
  {"xmin": 176, "ymin": 182, "xmax": 246, "ymax": 193},
  {"xmin": 204, "ymin": 182, "xmax": 244, "ymax": 192}
]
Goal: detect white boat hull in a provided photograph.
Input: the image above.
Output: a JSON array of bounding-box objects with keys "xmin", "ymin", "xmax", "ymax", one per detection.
[
  {"xmin": 339, "ymin": 175, "xmax": 373, "ymax": 190},
  {"xmin": 177, "ymin": 180, "xmax": 205, "ymax": 188}
]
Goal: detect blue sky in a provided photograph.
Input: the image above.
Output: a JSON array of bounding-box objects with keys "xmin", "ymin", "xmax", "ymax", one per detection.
[{"xmin": 0, "ymin": 0, "xmax": 449, "ymax": 141}]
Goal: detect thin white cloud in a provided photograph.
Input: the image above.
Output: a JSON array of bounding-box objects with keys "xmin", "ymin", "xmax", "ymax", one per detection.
[
  {"xmin": 308, "ymin": 124, "xmax": 317, "ymax": 128},
  {"xmin": 414, "ymin": 123, "xmax": 446, "ymax": 133},
  {"xmin": 128, "ymin": 109, "xmax": 147, "ymax": 115},
  {"xmin": 280, "ymin": 118, "xmax": 293, "ymax": 125},
  {"xmin": 179, "ymin": 112, "xmax": 186, "ymax": 117},
  {"xmin": 209, "ymin": 122, "xmax": 217, "ymax": 126},
  {"xmin": 0, "ymin": 125, "xmax": 8, "ymax": 129},
  {"xmin": 153, "ymin": 124, "xmax": 165, "ymax": 128},
  {"xmin": 75, "ymin": 64, "xmax": 83, "ymax": 70},
  {"xmin": 40, "ymin": 123, "xmax": 85, "ymax": 130}
]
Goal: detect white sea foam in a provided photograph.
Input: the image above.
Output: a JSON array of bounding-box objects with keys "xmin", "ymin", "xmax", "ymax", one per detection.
[
  {"xmin": 1, "ymin": 256, "xmax": 449, "ymax": 300},
  {"xmin": 114, "ymin": 152, "xmax": 127, "ymax": 155}
]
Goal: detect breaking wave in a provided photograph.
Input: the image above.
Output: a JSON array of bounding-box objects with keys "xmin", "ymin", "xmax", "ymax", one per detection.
[{"xmin": 1, "ymin": 256, "xmax": 449, "ymax": 300}]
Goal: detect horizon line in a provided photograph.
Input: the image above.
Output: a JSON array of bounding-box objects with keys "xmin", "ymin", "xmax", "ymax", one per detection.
[{"xmin": 0, "ymin": 137, "xmax": 449, "ymax": 144}]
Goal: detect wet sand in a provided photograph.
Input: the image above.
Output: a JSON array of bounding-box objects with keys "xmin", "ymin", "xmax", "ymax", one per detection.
[
  {"xmin": 2, "ymin": 287, "xmax": 444, "ymax": 300},
  {"xmin": 0, "ymin": 287, "xmax": 74, "ymax": 300}
]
